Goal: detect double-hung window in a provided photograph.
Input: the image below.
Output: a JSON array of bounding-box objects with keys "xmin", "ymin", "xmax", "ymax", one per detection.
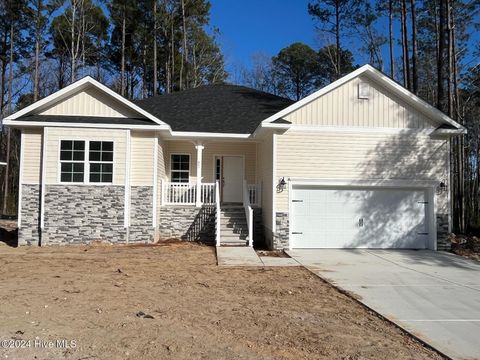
[
  {"xmin": 60, "ymin": 140, "xmax": 85, "ymax": 183},
  {"xmin": 170, "ymin": 154, "xmax": 190, "ymax": 183},
  {"xmin": 89, "ymin": 141, "xmax": 114, "ymax": 183},
  {"xmin": 59, "ymin": 140, "xmax": 114, "ymax": 184}
]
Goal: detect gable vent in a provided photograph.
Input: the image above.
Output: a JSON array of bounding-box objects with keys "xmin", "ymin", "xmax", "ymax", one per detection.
[{"xmin": 358, "ymin": 81, "xmax": 370, "ymax": 99}]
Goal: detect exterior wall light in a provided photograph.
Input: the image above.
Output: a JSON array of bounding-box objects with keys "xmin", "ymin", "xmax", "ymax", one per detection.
[
  {"xmin": 277, "ymin": 177, "xmax": 287, "ymax": 193},
  {"xmin": 437, "ymin": 181, "xmax": 447, "ymax": 195}
]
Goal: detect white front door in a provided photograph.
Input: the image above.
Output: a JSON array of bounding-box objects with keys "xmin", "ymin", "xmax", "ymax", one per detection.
[
  {"xmin": 290, "ymin": 186, "xmax": 430, "ymax": 249},
  {"xmin": 222, "ymin": 156, "xmax": 243, "ymax": 203}
]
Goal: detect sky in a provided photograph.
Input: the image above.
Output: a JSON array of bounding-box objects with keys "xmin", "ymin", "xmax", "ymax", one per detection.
[{"xmin": 209, "ymin": 0, "xmax": 317, "ymax": 76}]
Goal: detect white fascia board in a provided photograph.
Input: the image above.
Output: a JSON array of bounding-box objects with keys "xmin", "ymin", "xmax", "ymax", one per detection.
[
  {"xmin": 431, "ymin": 128, "xmax": 467, "ymax": 136},
  {"xmin": 5, "ymin": 76, "xmax": 170, "ymax": 128},
  {"xmin": 169, "ymin": 131, "xmax": 252, "ymax": 139},
  {"xmin": 3, "ymin": 119, "xmax": 168, "ymax": 131},
  {"xmin": 260, "ymin": 64, "xmax": 465, "ymax": 131}
]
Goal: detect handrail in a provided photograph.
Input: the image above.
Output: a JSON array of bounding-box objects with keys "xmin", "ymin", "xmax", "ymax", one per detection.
[
  {"xmin": 215, "ymin": 180, "xmax": 221, "ymax": 247},
  {"xmin": 243, "ymin": 180, "xmax": 254, "ymax": 247},
  {"xmin": 163, "ymin": 182, "xmax": 215, "ymax": 205}
]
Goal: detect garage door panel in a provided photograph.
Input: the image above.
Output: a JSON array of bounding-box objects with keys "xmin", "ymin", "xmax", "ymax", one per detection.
[{"xmin": 290, "ymin": 186, "xmax": 430, "ymax": 249}]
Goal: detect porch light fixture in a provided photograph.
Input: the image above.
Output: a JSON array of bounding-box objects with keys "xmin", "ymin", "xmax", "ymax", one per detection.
[
  {"xmin": 277, "ymin": 177, "xmax": 287, "ymax": 192},
  {"xmin": 436, "ymin": 181, "xmax": 447, "ymax": 195}
]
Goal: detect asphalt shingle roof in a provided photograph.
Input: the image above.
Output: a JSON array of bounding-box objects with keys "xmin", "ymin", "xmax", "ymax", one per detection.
[{"xmin": 134, "ymin": 84, "xmax": 294, "ymax": 133}]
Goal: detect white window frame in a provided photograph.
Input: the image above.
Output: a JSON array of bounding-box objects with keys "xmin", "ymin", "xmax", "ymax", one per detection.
[
  {"xmin": 88, "ymin": 141, "xmax": 115, "ymax": 184},
  {"xmin": 170, "ymin": 153, "xmax": 191, "ymax": 183},
  {"xmin": 58, "ymin": 139, "xmax": 115, "ymax": 185}
]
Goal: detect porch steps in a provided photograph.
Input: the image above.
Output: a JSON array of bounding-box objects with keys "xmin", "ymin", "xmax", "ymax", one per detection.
[{"xmin": 220, "ymin": 206, "xmax": 249, "ymax": 246}]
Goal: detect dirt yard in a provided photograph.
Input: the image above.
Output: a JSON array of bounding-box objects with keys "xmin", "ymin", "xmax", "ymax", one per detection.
[{"xmin": 0, "ymin": 242, "xmax": 443, "ymax": 360}]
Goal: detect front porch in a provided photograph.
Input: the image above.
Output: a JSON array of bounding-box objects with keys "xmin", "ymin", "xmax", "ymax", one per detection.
[{"xmin": 157, "ymin": 140, "xmax": 263, "ymax": 247}]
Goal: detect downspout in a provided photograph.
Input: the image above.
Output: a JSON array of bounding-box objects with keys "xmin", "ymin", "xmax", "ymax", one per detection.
[{"xmin": 39, "ymin": 127, "xmax": 48, "ymax": 246}]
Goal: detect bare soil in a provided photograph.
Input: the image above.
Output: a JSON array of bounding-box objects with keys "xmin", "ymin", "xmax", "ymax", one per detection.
[
  {"xmin": 0, "ymin": 242, "xmax": 443, "ymax": 360},
  {"xmin": 450, "ymin": 234, "xmax": 480, "ymax": 261}
]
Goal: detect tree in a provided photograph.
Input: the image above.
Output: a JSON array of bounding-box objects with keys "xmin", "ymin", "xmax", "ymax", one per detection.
[
  {"xmin": 353, "ymin": 2, "xmax": 386, "ymax": 71},
  {"xmin": 272, "ymin": 43, "xmax": 320, "ymax": 101},
  {"xmin": 317, "ymin": 45, "xmax": 356, "ymax": 85},
  {"xmin": 308, "ymin": 0, "xmax": 360, "ymax": 80}
]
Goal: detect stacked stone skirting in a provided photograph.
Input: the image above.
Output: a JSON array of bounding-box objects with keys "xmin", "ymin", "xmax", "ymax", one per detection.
[
  {"xmin": 43, "ymin": 185, "xmax": 127, "ymax": 244},
  {"xmin": 436, "ymin": 213, "xmax": 450, "ymax": 251},
  {"xmin": 19, "ymin": 184, "xmax": 156, "ymax": 245},
  {"xmin": 273, "ymin": 212, "xmax": 289, "ymax": 249},
  {"xmin": 129, "ymin": 186, "xmax": 154, "ymax": 242},
  {"xmin": 18, "ymin": 184, "xmax": 41, "ymax": 245},
  {"xmin": 158, "ymin": 206, "xmax": 215, "ymax": 243}
]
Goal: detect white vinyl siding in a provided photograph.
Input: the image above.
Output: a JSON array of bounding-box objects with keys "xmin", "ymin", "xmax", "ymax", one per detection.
[
  {"xmin": 45, "ymin": 127, "xmax": 127, "ymax": 185},
  {"xmin": 21, "ymin": 128, "xmax": 43, "ymax": 184},
  {"xmin": 275, "ymin": 129, "xmax": 449, "ymax": 214},
  {"xmin": 39, "ymin": 86, "xmax": 140, "ymax": 118},
  {"xmin": 130, "ymin": 131, "xmax": 155, "ymax": 186},
  {"xmin": 284, "ymin": 75, "xmax": 437, "ymax": 129}
]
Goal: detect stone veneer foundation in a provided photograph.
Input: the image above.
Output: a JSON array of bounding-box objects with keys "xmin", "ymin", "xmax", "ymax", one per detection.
[{"xmin": 19, "ymin": 184, "xmax": 156, "ymax": 245}]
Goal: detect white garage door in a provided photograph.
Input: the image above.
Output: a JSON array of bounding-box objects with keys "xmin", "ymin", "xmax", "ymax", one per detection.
[{"xmin": 290, "ymin": 186, "xmax": 430, "ymax": 249}]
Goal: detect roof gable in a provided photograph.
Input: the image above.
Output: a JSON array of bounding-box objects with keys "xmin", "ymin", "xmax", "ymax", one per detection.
[
  {"xmin": 5, "ymin": 76, "xmax": 168, "ymax": 127},
  {"xmin": 262, "ymin": 64, "xmax": 465, "ymax": 132}
]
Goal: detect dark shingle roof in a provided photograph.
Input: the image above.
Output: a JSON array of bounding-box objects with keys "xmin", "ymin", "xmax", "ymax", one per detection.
[
  {"xmin": 19, "ymin": 115, "xmax": 157, "ymax": 126},
  {"xmin": 134, "ymin": 84, "xmax": 294, "ymax": 133}
]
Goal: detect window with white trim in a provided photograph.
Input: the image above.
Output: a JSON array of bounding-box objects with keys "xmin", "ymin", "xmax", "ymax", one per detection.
[
  {"xmin": 170, "ymin": 154, "xmax": 190, "ymax": 183},
  {"xmin": 89, "ymin": 141, "xmax": 114, "ymax": 183},
  {"xmin": 60, "ymin": 140, "xmax": 85, "ymax": 182},
  {"xmin": 59, "ymin": 140, "xmax": 114, "ymax": 184}
]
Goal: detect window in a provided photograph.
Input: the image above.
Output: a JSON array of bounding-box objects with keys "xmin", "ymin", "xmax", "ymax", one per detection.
[
  {"xmin": 60, "ymin": 140, "xmax": 85, "ymax": 182},
  {"xmin": 171, "ymin": 154, "xmax": 190, "ymax": 183},
  {"xmin": 89, "ymin": 141, "xmax": 114, "ymax": 183},
  {"xmin": 59, "ymin": 140, "xmax": 114, "ymax": 184}
]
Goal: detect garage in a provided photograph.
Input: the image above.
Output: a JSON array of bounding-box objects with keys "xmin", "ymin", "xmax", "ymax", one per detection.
[{"xmin": 290, "ymin": 185, "xmax": 432, "ymax": 249}]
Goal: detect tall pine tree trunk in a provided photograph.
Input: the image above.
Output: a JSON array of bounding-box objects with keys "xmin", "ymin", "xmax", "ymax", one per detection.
[
  {"xmin": 335, "ymin": 3, "xmax": 341, "ymax": 79},
  {"xmin": 410, "ymin": 0, "xmax": 418, "ymax": 94},
  {"xmin": 34, "ymin": 0, "xmax": 42, "ymax": 101},
  {"xmin": 153, "ymin": 0, "xmax": 158, "ymax": 95},
  {"xmin": 3, "ymin": 24, "xmax": 14, "ymax": 214},
  {"xmin": 389, "ymin": 0, "xmax": 395, "ymax": 79},
  {"xmin": 121, "ymin": 4, "xmax": 126, "ymax": 96},
  {"xmin": 437, "ymin": 0, "xmax": 445, "ymax": 111},
  {"xmin": 400, "ymin": 0, "xmax": 411, "ymax": 90}
]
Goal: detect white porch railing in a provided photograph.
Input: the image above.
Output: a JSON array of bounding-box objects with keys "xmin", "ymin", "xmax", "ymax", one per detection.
[
  {"xmin": 215, "ymin": 180, "xmax": 220, "ymax": 247},
  {"xmin": 243, "ymin": 180, "xmax": 254, "ymax": 247},
  {"xmin": 162, "ymin": 181, "xmax": 216, "ymax": 205}
]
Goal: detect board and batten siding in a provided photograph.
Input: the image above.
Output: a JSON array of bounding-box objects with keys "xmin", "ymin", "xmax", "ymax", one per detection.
[
  {"xmin": 39, "ymin": 86, "xmax": 140, "ymax": 118},
  {"xmin": 21, "ymin": 128, "xmax": 43, "ymax": 184},
  {"xmin": 130, "ymin": 131, "xmax": 156, "ymax": 186},
  {"xmin": 256, "ymin": 133, "xmax": 274, "ymax": 231},
  {"xmin": 275, "ymin": 129, "xmax": 449, "ymax": 213},
  {"xmin": 45, "ymin": 127, "xmax": 127, "ymax": 185},
  {"xmin": 284, "ymin": 75, "xmax": 437, "ymax": 129}
]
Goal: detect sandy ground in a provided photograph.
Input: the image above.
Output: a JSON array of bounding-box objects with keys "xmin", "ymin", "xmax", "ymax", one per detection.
[{"xmin": 0, "ymin": 242, "xmax": 443, "ymax": 360}]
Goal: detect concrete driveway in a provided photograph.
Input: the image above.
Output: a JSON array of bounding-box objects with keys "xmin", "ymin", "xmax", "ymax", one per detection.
[{"xmin": 286, "ymin": 249, "xmax": 480, "ymax": 360}]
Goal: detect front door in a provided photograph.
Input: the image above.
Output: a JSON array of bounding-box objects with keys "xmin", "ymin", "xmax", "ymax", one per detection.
[{"xmin": 222, "ymin": 156, "xmax": 243, "ymax": 203}]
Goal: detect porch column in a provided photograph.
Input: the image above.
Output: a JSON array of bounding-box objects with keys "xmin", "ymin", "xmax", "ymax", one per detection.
[{"xmin": 195, "ymin": 144, "xmax": 204, "ymax": 207}]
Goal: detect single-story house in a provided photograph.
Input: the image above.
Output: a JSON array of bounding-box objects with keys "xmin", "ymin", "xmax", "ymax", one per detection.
[{"xmin": 4, "ymin": 64, "xmax": 465, "ymax": 250}]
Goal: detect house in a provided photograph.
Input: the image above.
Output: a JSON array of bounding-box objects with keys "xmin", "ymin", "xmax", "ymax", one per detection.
[{"xmin": 4, "ymin": 64, "xmax": 465, "ymax": 250}]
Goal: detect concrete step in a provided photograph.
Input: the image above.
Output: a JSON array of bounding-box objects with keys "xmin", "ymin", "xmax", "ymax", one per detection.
[
  {"xmin": 220, "ymin": 239, "xmax": 248, "ymax": 246},
  {"xmin": 220, "ymin": 218, "xmax": 247, "ymax": 225},
  {"xmin": 221, "ymin": 229, "xmax": 248, "ymax": 237},
  {"xmin": 220, "ymin": 233, "xmax": 248, "ymax": 240}
]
